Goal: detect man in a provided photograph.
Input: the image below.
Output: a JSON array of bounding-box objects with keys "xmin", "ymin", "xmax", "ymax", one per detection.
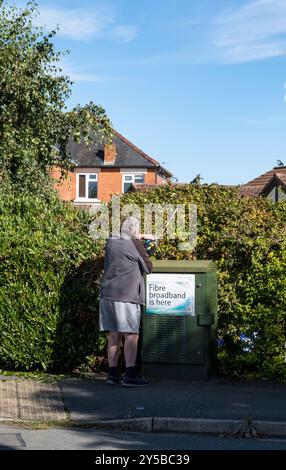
[{"xmin": 99, "ymin": 217, "xmax": 153, "ymax": 387}]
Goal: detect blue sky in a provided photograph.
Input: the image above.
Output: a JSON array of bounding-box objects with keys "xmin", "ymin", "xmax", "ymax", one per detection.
[{"xmin": 22, "ymin": 0, "xmax": 286, "ymax": 183}]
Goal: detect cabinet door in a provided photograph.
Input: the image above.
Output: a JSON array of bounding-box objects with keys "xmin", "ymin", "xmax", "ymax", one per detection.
[{"xmin": 143, "ymin": 273, "xmax": 207, "ymax": 365}]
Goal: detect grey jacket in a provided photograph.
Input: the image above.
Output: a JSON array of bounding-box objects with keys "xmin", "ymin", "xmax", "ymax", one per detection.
[{"xmin": 100, "ymin": 237, "xmax": 153, "ymax": 305}]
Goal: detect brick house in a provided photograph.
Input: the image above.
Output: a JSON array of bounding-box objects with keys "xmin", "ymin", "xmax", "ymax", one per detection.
[
  {"xmin": 240, "ymin": 165, "xmax": 286, "ymax": 202},
  {"xmin": 52, "ymin": 129, "xmax": 172, "ymax": 207}
]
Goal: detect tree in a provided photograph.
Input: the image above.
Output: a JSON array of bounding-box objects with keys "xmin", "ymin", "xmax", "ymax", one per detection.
[
  {"xmin": 190, "ymin": 174, "xmax": 203, "ymax": 184},
  {"xmin": 0, "ymin": 0, "xmax": 111, "ymax": 194}
]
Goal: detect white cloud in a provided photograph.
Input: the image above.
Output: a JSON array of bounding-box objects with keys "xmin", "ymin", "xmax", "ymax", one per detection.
[
  {"xmin": 213, "ymin": 0, "xmax": 286, "ymax": 63},
  {"xmin": 65, "ymin": 70, "xmax": 110, "ymax": 83},
  {"xmin": 111, "ymin": 25, "xmax": 139, "ymax": 44},
  {"xmin": 36, "ymin": 6, "xmax": 138, "ymax": 43},
  {"xmin": 36, "ymin": 7, "xmax": 110, "ymax": 41}
]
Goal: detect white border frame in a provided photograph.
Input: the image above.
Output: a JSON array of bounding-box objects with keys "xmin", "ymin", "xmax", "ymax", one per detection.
[
  {"xmin": 122, "ymin": 172, "xmax": 145, "ymax": 193},
  {"xmin": 75, "ymin": 173, "xmax": 100, "ymax": 202}
]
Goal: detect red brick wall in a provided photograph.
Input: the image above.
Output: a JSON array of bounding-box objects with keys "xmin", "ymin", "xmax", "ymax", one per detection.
[
  {"xmin": 51, "ymin": 167, "xmax": 76, "ymax": 201},
  {"xmin": 52, "ymin": 167, "xmax": 163, "ymax": 203},
  {"xmin": 99, "ymin": 169, "xmax": 122, "ymax": 202},
  {"xmin": 145, "ymin": 171, "xmax": 157, "ymax": 185},
  {"xmin": 156, "ymin": 173, "xmax": 167, "ymax": 184},
  {"xmin": 98, "ymin": 169, "xmax": 158, "ymax": 202}
]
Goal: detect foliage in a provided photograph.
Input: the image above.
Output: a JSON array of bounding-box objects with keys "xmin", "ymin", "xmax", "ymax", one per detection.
[
  {"xmin": 0, "ymin": 2, "xmax": 285, "ymax": 379},
  {"xmin": 0, "ymin": 0, "xmax": 111, "ymax": 194},
  {"xmin": 0, "ymin": 190, "xmax": 104, "ymax": 370},
  {"xmin": 2, "ymin": 182, "xmax": 286, "ymax": 378},
  {"xmin": 0, "ymin": 1, "xmax": 111, "ymax": 371},
  {"xmin": 120, "ymin": 184, "xmax": 286, "ymax": 380}
]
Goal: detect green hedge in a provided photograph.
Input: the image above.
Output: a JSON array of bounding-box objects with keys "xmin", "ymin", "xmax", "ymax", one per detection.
[
  {"xmin": 121, "ymin": 184, "xmax": 286, "ymax": 380},
  {"xmin": 0, "ymin": 190, "xmax": 103, "ymax": 371},
  {"xmin": 1, "ymin": 184, "xmax": 286, "ymax": 379}
]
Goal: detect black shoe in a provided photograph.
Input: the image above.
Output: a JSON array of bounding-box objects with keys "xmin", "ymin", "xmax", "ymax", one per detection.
[
  {"xmin": 106, "ymin": 375, "xmax": 122, "ymax": 385},
  {"xmin": 121, "ymin": 375, "xmax": 150, "ymax": 387}
]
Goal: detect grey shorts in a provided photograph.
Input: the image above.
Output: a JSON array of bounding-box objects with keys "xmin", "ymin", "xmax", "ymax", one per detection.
[{"xmin": 99, "ymin": 298, "xmax": 141, "ymax": 334}]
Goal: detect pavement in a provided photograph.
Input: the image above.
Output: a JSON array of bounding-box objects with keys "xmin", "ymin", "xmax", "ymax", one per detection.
[{"xmin": 1, "ymin": 373, "xmax": 286, "ymax": 438}]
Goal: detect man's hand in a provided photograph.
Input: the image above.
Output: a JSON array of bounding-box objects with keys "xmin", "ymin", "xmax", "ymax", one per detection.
[{"xmin": 137, "ymin": 233, "xmax": 157, "ymax": 241}]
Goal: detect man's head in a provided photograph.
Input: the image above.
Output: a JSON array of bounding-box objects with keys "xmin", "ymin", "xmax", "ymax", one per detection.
[{"xmin": 120, "ymin": 216, "xmax": 140, "ymax": 239}]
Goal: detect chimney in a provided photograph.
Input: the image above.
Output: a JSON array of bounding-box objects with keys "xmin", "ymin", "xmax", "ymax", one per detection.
[{"xmin": 104, "ymin": 143, "xmax": 116, "ymax": 164}]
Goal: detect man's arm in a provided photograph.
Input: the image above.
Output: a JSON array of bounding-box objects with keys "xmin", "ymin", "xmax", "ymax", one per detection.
[{"xmin": 132, "ymin": 239, "xmax": 153, "ymax": 274}]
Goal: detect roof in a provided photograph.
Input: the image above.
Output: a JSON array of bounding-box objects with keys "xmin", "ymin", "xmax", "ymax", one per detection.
[
  {"xmin": 67, "ymin": 129, "xmax": 172, "ymax": 177},
  {"xmin": 240, "ymin": 166, "xmax": 286, "ymax": 196},
  {"xmin": 260, "ymin": 174, "xmax": 286, "ymax": 195},
  {"xmin": 245, "ymin": 166, "xmax": 286, "ymax": 186},
  {"xmin": 238, "ymin": 185, "xmax": 264, "ymax": 196}
]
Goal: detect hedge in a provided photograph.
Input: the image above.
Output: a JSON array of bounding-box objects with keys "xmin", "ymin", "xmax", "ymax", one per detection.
[
  {"xmin": 0, "ymin": 190, "xmax": 103, "ymax": 371},
  {"xmin": 1, "ymin": 183, "xmax": 286, "ymax": 379},
  {"xmin": 120, "ymin": 184, "xmax": 286, "ymax": 380}
]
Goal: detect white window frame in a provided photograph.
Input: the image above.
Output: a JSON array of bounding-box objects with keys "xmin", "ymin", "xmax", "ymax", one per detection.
[
  {"xmin": 76, "ymin": 173, "xmax": 99, "ymax": 201},
  {"xmin": 122, "ymin": 173, "xmax": 145, "ymax": 193}
]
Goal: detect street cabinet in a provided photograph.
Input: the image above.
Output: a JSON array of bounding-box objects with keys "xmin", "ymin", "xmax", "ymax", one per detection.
[{"xmin": 142, "ymin": 260, "xmax": 217, "ymax": 380}]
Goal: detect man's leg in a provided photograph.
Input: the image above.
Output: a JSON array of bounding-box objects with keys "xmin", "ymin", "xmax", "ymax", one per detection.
[
  {"xmin": 124, "ymin": 332, "xmax": 139, "ymax": 368},
  {"xmin": 122, "ymin": 332, "xmax": 149, "ymax": 387},
  {"xmin": 107, "ymin": 331, "xmax": 123, "ymax": 367},
  {"xmin": 106, "ymin": 332, "xmax": 123, "ymax": 384}
]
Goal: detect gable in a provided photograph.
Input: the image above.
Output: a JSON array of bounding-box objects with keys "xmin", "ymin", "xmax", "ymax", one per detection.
[
  {"xmin": 261, "ymin": 174, "xmax": 286, "ymax": 202},
  {"xmin": 266, "ymin": 185, "xmax": 286, "ymax": 202},
  {"xmin": 242, "ymin": 166, "xmax": 286, "ymax": 201}
]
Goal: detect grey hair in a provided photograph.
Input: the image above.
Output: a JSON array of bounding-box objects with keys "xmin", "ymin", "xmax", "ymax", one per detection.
[{"xmin": 120, "ymin": 216, "xmax": 140, "ymax": 239}]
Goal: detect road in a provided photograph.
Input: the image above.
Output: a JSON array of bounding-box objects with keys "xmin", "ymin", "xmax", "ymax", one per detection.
[{"xmin": 1, "ymin": 424, "xmax": 286, "ymax": 451}]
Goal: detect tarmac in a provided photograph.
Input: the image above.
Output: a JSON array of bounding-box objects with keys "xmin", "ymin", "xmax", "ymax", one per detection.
[{"xmin": 1, "ymin": 373, "xmax": 286, "ymax": 438}]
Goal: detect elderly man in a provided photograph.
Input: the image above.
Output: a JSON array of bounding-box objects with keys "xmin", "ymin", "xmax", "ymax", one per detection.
[{"xmin": 99, "ymin": 217, "xmax": 153, "ymax": 387}]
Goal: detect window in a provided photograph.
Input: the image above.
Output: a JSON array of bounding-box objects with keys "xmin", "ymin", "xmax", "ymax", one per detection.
[
  {"xmin": 123, "ymin": 175, "xmax": 133, "ymax": 193},
  {"xmin": 77, "ymin": 173, "xmax": 98, "ymax": 200},
  {"xmin": 122, "ymin": 174, "xmax": 145, "ymax": 193}
]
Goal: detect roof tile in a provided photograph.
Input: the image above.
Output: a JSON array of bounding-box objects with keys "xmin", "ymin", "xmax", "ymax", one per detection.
[{"xmin": 67, "ymin": 129, "xmax": 172, "ymax": 177}]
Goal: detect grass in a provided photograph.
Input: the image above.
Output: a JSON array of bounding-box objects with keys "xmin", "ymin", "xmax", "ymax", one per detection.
[
  {"xmin": 0, "ymin": 368, "xmax": 107, "ymax": 385},
  {"xmin": 0, "ymin": 418, "xmax": 101, "ymax": 430},
  {"xmin": 0, "ymin": 369, "xmax": 73, "ymax": 383}
]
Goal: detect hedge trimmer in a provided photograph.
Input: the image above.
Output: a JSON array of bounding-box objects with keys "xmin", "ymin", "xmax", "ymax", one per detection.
[{"xmin": 141, "ymin": 207, "xmax": 179, "ymax": 256}]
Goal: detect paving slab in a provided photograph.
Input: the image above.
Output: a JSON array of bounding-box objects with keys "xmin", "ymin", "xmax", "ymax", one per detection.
[{"xmin": 0, "ymin": 380, "xmax": 67, "ymax": 422}]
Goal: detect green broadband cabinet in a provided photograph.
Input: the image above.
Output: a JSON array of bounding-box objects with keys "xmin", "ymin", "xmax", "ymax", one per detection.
[{"xmin": 142, "ymin": 260, "xmax": 218, "ymax": 380}]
